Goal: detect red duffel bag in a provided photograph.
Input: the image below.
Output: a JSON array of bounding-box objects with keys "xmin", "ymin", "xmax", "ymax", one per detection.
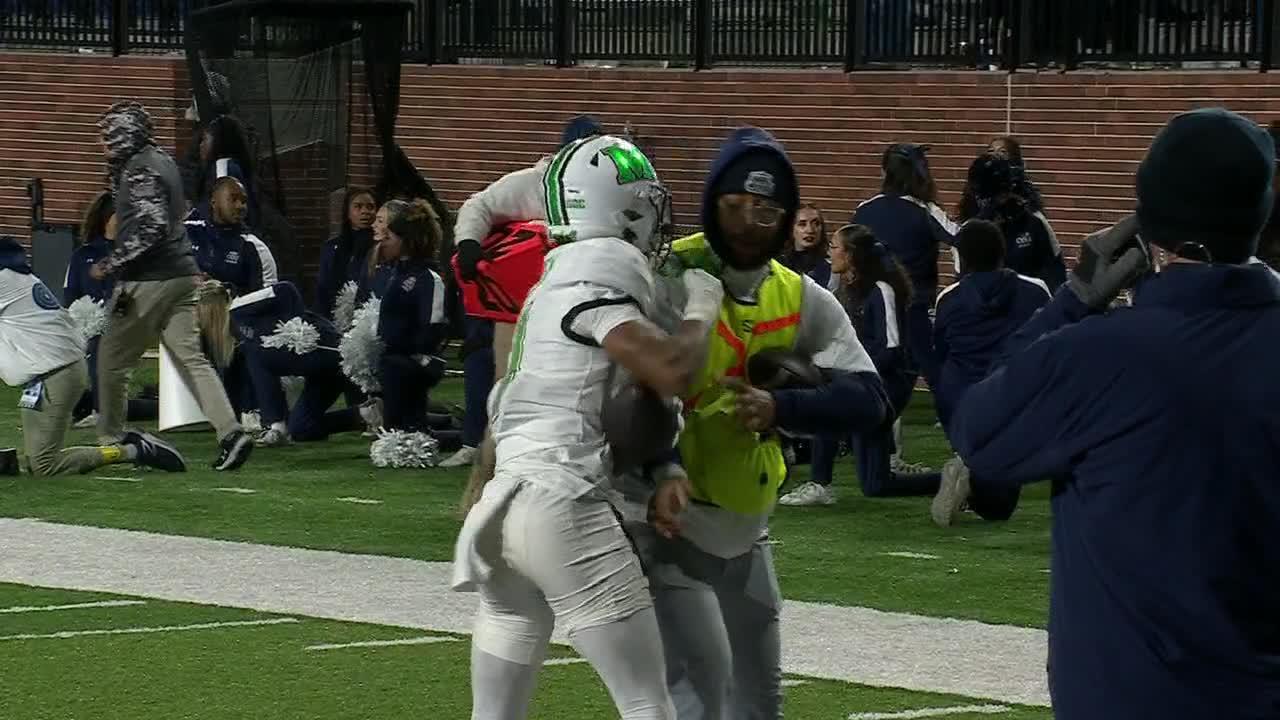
[{"xmin": 452, "ymin": 220, "xmax": 553, "ymax": 323}]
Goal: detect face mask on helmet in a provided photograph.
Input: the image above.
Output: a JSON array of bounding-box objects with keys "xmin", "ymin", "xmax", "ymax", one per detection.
[{"xmin": 544, "ymin": 135, "xmax": 671, "ymax": 263}]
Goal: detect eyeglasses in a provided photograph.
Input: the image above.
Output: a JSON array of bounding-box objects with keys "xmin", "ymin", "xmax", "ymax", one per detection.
[{"xmin": 748, "ymin": 203, "xmax": 785, "ymax": 227}]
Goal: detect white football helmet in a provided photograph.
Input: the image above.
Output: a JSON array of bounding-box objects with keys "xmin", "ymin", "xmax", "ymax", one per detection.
[{"xmin": 543, "ymin": 135, "xmax": 672, "ymax": 260}]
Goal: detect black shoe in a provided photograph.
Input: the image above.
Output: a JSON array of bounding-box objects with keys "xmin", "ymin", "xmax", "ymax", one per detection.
[
  {"xmin": 213, "ymin": 430, "xmax": 254, "ymax": 472},
  {"xmin": 122, "ymin": 430, "xmax": 187, "ymax": 473}
]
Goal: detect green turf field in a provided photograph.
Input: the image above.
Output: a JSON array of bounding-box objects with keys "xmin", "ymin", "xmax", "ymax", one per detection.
[{"xmin": 0, "ymin": 365, "xmax": 1056, "ymax": 719}]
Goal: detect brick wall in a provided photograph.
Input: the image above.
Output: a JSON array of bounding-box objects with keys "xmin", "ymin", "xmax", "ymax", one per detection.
[{"xmin": 4, "ymin": 51, "xmax": 1280, "ymax": 283}]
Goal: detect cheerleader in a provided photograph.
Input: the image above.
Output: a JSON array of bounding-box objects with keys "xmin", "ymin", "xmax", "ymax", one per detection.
[
  {"xmin": 229, "ymin": 281, "xmax": 362, "ymax": 444},
  {"xmin": 64, "ymin": 192, "xmax": 116, "ymax": 427},
  {"xmin": 315, "ymin": 187, "xmax": 376, "ymax": 319},
  {"xmin": 780, "ymin": 224, "xmax": 941, "ymax": 505},
  {"xmin": 370, "ymin": 199, "xmax": 448, "ymax": 432}
]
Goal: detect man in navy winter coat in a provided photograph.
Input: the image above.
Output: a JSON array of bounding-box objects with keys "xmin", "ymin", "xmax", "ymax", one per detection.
[{"xmin": 944, "ymin": 108, "xmax": 1280, "ymax": 720}]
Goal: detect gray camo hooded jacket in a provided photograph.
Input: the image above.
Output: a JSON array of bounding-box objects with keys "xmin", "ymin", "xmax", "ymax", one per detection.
[{"xmin": 99, "ymin": 101, "xmax": 198, "ymax": 281}]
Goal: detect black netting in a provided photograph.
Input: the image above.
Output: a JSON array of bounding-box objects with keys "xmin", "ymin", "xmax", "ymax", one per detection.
[{"xmin": 183, "ymin": 0, "xmax": 440, "ymax": 298}]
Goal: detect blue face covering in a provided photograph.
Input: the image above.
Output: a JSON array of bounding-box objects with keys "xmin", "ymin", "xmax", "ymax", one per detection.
[{"xmin": 0, "ymin": 236, "xmax": 32, "ymax": 274}]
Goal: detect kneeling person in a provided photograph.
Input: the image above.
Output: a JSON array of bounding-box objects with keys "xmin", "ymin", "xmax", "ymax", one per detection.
[{"xmin": 0, "ymin": 236, "xmax": 184, "ymax": 475}]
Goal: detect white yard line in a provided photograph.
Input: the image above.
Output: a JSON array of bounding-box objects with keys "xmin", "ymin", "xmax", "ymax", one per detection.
[
  {"xmin": 336, "ymin": 497, "xmax": 383, "ymax": 505},
  {"xmin": 543, "ymin": 657, "xmax": 587, "ymax": 666},
  {"xmin": 880, "ymin": 552, "xmax": 940, "ymax": 560},
  {"xmin": 0, "ymin": 617, "xmax": 297, "ymax": 642},
  {"xmin": 0, "ymin": 599, "xmax": 145, "ymax": 614},
  {"xmin": 0, "ymin": 519, "xmax": 1050, "ymax": 706},
  {"xmin": 781, "ymin": 679, "xmax": 809, "ymax": 688},
  {"xmin": 305, "ymin": 636, "xmax": 457, "ymax": 651},
  {"xmin": 848, "ymin": 705, "xmax": 1011, "ymax": 720},
  {"xmin": 213, "ymin": 487, "xmax": 257, "ymax": 495},
  {"xmin": 93, "ymin": 476, "xmax": 142, "ymax": 483}
]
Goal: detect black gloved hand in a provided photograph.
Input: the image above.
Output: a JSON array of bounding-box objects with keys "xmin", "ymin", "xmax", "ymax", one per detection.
[
  {"xmin": 456, "ymin": 239, "xmax": 483, "ymax": 282},
  {"xmin": 1067, "ymin": 215, "xmax": 1152, "ymax": 310}
]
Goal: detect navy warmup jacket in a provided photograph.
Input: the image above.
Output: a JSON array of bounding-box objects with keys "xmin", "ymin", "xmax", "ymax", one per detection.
[
  {"xmin": 848, "ymin": 281, "xmax": 914, "ymax": 411},
  {"xmin": 852, "ymin": 194, "xmax": 957, "ymax": 302},
  {"xmin": 950, "ymin": 264, "xmax": 1280, "ymax": 720},
  {"xmin": 315, "ymin": 228, "xmax": 373, "ymax": 319},
  {"xmin": 64, "ymin": 235, "xmax": 115, "ymax": 304},
  {"xmin": 378, "ymin": 260, "xmax": 447, "ymax": 358},
  {"xmin": 186, "ymin": 218, "xmax": 267, "ymax": 294},
  {"xmin": 983, "ymin": 207, "xmax": 1067, "ymax": 291}
]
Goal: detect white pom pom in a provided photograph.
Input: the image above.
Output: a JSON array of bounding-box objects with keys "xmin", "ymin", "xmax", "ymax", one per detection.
[
  {"xmin": 333, "ymin": 281, "xmax": 359, "ymax": 334},
  {"xmin": 370, "ymin": 429, "xmax": 440, "ymax": 469},
  {"xmin": 261, "ymin": 317, "xmax": 321, "ymax": 355},
  {"xmin": 68, "ymin": 296, "xmax": 106, "ymax": 346},
  {"xmin": 339, "ymin": 298, "xmax": 383, "ymax": 393}
]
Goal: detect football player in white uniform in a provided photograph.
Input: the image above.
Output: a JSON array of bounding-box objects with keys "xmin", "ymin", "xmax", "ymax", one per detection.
[{"xmin": 451, "ymin": 136, "xmax": 724, "ymax": 720}]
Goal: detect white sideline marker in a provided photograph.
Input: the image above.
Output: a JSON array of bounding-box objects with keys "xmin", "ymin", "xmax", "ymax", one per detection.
[
  {"xmin": 848, "ymin": 705, "xmax": 1011, "ymax": 720},
  {"xmin": 94, "ymin": 476, "xmax": 142, "ymax": 483},
  {"xmin": 336, "ymin": 497, "xmax": 383, "ymax": 505},
  {"xmin": 881, "ymin": 552, "xmax": 940, "ymax": 560},
  {"xmin": 781, "ymin": 679, "xmax": 809, "ymax": 688},
  {"xmin": 213, "ymin": 487, "xmax": 257, "ymax": 495},
  {"xmin": 305, "ymin": 636, "xmax": 458, "ymax": 651},
  {"xmin": 0, "ymin": 617, "xmax": 297, "ymax": 641},
  {"xmin": 0, "ymin": 599, "xmax": 146, "ymax": 614}
]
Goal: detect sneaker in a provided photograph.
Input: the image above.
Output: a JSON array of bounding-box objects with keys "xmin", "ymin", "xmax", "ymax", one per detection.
[
  {"xmin": 438, "ymin": 445, "xmax": 478, "ymax": 468},
  {"xmin": 121, "ymin": 430, "xmax": 186, "ymax": 473},
  {"xmin": 778, "ymin": 481, "xmax": 836, "ymax": 507},
  {"xmin": 930, "ymin": 457, "xmax": 972, "ymax": 528},
  {"xmin": 74, "ymin": 412, "xmax": 99, "ymax": 430},
  {"xmin": 256, "ymin": 427, "xmax": 290, "ymax": 447},
  {"xmin": 213, "ymin": 430, "xmax": 254, "ymax": 472},
  {"xmin": 891, "ymin": 455, "xmax": 934, "ymax": 474}
]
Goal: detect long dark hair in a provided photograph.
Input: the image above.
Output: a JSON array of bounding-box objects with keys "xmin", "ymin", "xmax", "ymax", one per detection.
[
  {"xmin": 196, "ymin": 114, "xmax": 255, "ymax": 200},
  {"xmin": 79, "ymin": 190, "xmax": 113, "ymax": 246},
  {"xmin": 780, "ymin": 202, "xmax": 828, "ymax": 273},
  {"xmin": 881, "ymin": 144, "xmax": 938, "ymax": 205},
  {"xmin": 372, "ymin": 199, "xmax": 443, "ymax": 274},
  {"xmin": 834, "ymin": 224, "xmax": 913, "ymax": 331}
]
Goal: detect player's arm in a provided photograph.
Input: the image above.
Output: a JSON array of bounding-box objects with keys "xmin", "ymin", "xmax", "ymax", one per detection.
[
  {"xmin": 453, "ymin": 161, "xmax": 549, "ymax": 279},
  {"xmin": 597, "ymin": 269, "xmax": 722, "ymax": 399},
  {"xmin": 769, "ymin": 278, "xmax": 890, "ymax": 435}
]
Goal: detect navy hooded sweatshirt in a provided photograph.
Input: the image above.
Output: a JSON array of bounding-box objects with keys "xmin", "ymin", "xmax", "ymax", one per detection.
[
  {"xmin": 932, "ymin": 269, "xmax": 1050, "ymax": 425},
  {"xmin": 950, "ymin": 264, "xmax": 1280, "ymax": 720},
  {"xmin": 700, "ymin": 127, "xmax": 890, "ymax": 438},
  {"xmin": 186, "ymin": 217, "xmax": 265, "ymax": 294},
  {"xmin": 64, "ymin": 235, "xmax": 115, "ymax": 304}
]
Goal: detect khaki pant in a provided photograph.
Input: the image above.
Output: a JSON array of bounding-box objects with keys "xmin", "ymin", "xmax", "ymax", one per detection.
[
  {"xmin": 22, "ymin": 358, "xmax": 108, "ymax": 476},
  {"xmin": 97, "ymin": 276, "xmax": 239, "ymax": 442}
]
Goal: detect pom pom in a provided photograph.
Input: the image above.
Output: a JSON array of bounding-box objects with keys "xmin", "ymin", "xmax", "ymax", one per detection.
[
  {"xmin": 261, "ymin": 317, "xmax": 321, "ymax": 355},
  {"xmin": 370, "ymin": 429, "xmax": 439, "ymax": 469},
  {"xmin": 333, "ymin": 281, "xmax": 359, "ymax": 333},
  {"xmin": 67, "ymin": 296, "xmax": 107, "ymax": 345},
  {"xmin": 339, "ymin": 298, "xmax": 383, "ymax": 393}
]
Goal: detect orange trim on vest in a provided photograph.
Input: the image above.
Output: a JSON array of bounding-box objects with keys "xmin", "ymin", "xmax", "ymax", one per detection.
[{"xmin": 752, "ymin": 312, "xmax": 801, "ymax": 336}]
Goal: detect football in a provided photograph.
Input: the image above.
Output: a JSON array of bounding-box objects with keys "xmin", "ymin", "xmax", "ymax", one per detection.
[
  {"xmin": 601, "ymin": 382, "xmax": 680, "ymax": 471},
  {"xmin": 746, "ymin": 348, "xmax": 824, "ymax": 390}
]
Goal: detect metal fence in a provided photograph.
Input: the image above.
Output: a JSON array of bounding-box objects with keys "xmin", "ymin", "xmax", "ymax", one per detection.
[{"xmin": 3, "ymin": 0, "xmax": 1279, "ymax": 70}]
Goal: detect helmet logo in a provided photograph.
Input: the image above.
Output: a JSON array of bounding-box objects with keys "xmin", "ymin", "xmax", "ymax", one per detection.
[
  {"xmin": 744, "ymin": 171, "xmax": 776, "ymax": 198},
  {"xmin": 599, "ymin": 144, "xmax": 656, "ymax": 185}
]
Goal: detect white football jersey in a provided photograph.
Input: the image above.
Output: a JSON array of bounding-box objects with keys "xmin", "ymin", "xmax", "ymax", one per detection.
[
  {"xmin": 0, "ymin": 269, "xmax": 85, "ymax": 387},
  {"xmin": 490, "ymin": 237, "xmax": 659, "ymax": 496}
]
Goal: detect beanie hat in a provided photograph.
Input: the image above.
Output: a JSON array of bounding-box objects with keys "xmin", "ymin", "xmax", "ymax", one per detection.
[
  {"xmin": 560, "ymin": 115, "xmax": 604, "ymax": 148},
  {"xmin": 710, "ymin": 149, "xmax": 797, "ymax": 210},
  {"xmin": 1136, "ymin": 108, "xmax": 1276, "ymax": 264}
]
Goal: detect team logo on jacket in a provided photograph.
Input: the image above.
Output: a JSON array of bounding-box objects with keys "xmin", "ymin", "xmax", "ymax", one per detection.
[
  {"xmin": 744, "ymin": 171, "xmax": 776, "ymax": 199},
  {"xmin": 401, "ymin": 276, "xmax": 417, "ymax": 292},
  {"xmin": 31, "ymin": 282, "xmax": 61, "ymax": 310},
  {"xmin": 1015, "ymin": 232, "xmax": 1032, "ymax": 249},
  {"xmin": 225, "ymin": 250, "xmax": 240, "ymax": 265}
]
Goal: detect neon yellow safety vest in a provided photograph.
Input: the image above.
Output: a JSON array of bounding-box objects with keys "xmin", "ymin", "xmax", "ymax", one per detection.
[{"xmin": 671, "ymin": 233, "xmax": 804, "ymax": 515}]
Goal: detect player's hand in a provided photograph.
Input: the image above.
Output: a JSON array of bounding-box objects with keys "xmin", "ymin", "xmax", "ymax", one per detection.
[
  {"xmin": 680, "ymin": 268, "xmax": 723, "ymax": 325},
  {"xmin": 651, "ymin": 468, "xmax": 691, "ymax": 540},
  {"xmin": 722, "ymin": 376, "xmax": 776, "ymax": 432},
  {"xmin": 456, "ymin": 239, "xmax": 483, "ymax": 281},
  {"xmin": 1067, "ymin": 215, "xmax": 1150, "ymax": 310}
]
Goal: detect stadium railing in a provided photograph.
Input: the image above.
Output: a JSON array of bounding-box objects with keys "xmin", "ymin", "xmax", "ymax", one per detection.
[{"xmin": 3, "ymin": 0, "xmax": 1279, "ymax": 71}]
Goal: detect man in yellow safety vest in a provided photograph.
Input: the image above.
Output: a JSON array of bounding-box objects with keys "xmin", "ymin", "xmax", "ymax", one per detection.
[{"xmin": 633, "ymin": 127, "xmax": 893, "ymax": 720}]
